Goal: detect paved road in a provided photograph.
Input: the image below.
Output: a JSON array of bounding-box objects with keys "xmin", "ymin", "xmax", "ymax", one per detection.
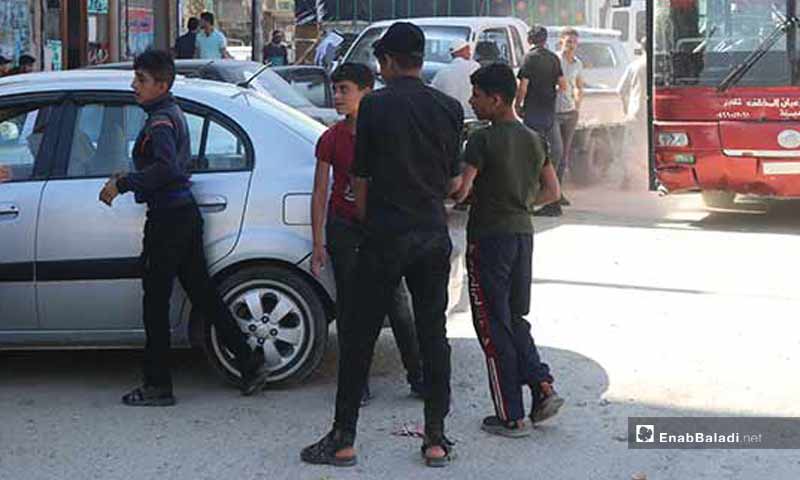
[{"xmin": 3, "ymin": 187, "xmax": 800, "ymax": 480}]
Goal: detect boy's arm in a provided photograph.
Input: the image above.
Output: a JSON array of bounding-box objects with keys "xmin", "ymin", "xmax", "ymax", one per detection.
[
  {"xmin": 453, "ymin": 164, "xmax": 478, "ymax": 204},
  {"xmin": 310, "ymin": 159, "xmax": 330, "ymax": 277},
  {"xmin": 535, "ymin": 161, "xmax": 560, "ymax": 206},
  {"xmin": 515, "ymin": 78, "xmax": 529, "ymax": 117},
  {"xmin": 352, "ymin": 97, "xmax": 374, "ymax": 222},
  {"xmin": 116, "ymin": 119, "xmax": 181, "ymax": 195}
]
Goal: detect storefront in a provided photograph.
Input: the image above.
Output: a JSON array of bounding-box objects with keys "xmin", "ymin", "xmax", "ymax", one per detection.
[{"xmin": 0, "ymin": 0, "xmax": 35, "ymax": 65}]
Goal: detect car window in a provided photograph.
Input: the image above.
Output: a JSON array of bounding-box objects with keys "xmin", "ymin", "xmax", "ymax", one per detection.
[
  {"xmin": 285, "ymin": 73, "xmax": 329, "ymax": 109},
  {"xmin": 249, "ymin": 69, "xmax": 314, "ymax": 109},
  {"xmin": 510, "ymin": 27, "xmax": 526, "ymax": 67},
  {"xmin": 64, "ymin": 102, "xmax": 248, "ymax": 178},
  {"xmin": 347, "ymin": 25, "xmax": 470, "ymax": 70},
  {"xmin": 635, "ymin": 10, "xmax": 646, "ymax": 45},
  {"xmin": 577, "ymin": 43, "xmax": 617, "ymax": 69},
  {"xmin": 476, "ymin": 28, "xmax": 512, "ymax": 66},
  {"xmin": 612, "ymin": 11, "xmax": 630, "ymax": 42},
  {"xmin": 0, "ymin": 106, "xmax": 52, "ymax": 182},
  {"xmin": 202, "ymin": 120, "xmax": 246, "ymax": 171},
  {"xmin": 67, "ymin": 104, "xmax": 143, "ymax": 178}
]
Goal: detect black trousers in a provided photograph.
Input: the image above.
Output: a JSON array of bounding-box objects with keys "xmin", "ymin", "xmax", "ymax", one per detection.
[
  {"xmin": 333, "ymin": 230, "xmax": 452, "ymax": 439},
  {"xmin": 141, "ymin": 204, "xmax": 253, "ymax": 388},
  {"xmin": 325, "ymin": 217, "xmax": 422, "ymax": 382},
  {"xmin": 467, "ymin": 233, "xmax": 553, "ymax": 421}
]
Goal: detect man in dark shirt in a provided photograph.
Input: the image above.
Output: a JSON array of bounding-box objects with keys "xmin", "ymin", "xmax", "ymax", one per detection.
[
  {"xmin": 263, "ymin": 30, "xmax": 289, "ymax": 66},
  {"xmin": 174, "ymin": 17, "xmax": 199, "ymax": 59},
  {"xmin": 515, "ymin": 25, "xmax": 567, "ymax": 217},
  {"xmin": 454, "ymin": 63, "xmax": 564, "ymax": 438},
  {"xmin": 98, "ymin": 50, "xmax": 269, "ymax": 406},
  {"xmin": 301, "ymin": 22, "xmax": 464, "ymax": 468}
]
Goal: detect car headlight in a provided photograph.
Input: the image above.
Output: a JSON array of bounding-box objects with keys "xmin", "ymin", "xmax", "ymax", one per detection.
[{"xmin": 658, "ymin": 132, "xmax": 689, "ymax": 147}]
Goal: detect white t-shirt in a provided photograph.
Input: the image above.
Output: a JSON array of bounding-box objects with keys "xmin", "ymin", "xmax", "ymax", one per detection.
[
  {"xmin": 431, "ymin": 57, "xmax": 481, "ymax": 119},
  {"xmin": 557, "ymin": 52, "xmax": 583, "ymax": 113}
]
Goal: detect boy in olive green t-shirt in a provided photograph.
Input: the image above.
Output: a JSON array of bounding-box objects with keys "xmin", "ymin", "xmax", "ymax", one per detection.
[{"xmin": 453, "ymin": 63, "xmax": 563, "ymax": 438}]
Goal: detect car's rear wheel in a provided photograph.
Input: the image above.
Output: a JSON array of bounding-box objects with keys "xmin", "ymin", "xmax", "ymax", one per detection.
[{"xmin": 202, "ymin": 264, "xmax": 328, "ymax": 386}]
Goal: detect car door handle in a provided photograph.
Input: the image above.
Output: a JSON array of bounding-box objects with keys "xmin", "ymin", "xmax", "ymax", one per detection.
[
  {"xmin": 196, "ymin": 195, "xmax": 227, "ymax": 213},
  {"xmin": 0, "ymin": 203, "xmax": 19, "ymax": 220}
]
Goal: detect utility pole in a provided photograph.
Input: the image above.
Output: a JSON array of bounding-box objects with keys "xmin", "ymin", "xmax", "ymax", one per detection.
[{"xmin": 252, "ymin": 0, "xmax": 264, "ymax": 63}]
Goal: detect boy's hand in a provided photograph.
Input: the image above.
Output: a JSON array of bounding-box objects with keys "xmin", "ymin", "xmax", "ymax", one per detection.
[
  {"xmin": 311, "ymin": 245, "xmax": 327, "ymax": 278},
  {"xmin": 452, "ymin": 182, "xmax": 472, "ymax": 204},
  {"xmin": 99, "ymin": 176, "xmax": 120, "ymax": 206}
]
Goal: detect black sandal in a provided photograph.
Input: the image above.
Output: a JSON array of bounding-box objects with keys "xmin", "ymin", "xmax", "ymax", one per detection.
[
  {"xmin": 121, "ymin": 385, "xmax": 176, "ymax": 407},
  {"xmin": 421, "ymin": 434, "xmax": 455, "ymax": 468},
  {"xmin": 300, "ymin": 429, "xmax": 357, "ymax": 467}
]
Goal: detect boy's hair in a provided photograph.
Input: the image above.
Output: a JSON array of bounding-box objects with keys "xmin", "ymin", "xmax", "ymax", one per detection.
[
  {"xmin": 133, "ymin": 49, "xmax": 176, "ymax": 89},
  {"xmin": 560, "ymin": 27, "xmax": 579, "ymax": 39},
  {"xmin": 470, "ymin": 63, "xmax": 517, "ymax": 105},
  {"xmin": 331, "ymin": 63, "xmax": 375, "ymax": 90},
  {"xmin": 200, "ymin": 12, "xmax": 214, "ymax": 25},
  {"xmin": 376, "ymin": 52, "xmax": 423, "ymax": 70},
  {"xmin": 187, "ymin": 17, "xmax": 199, "ymax": 31}
]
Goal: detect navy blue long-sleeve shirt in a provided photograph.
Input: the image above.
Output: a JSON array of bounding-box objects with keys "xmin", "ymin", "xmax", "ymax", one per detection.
[{"xmin": 117, "ymin": 94, "xmax": 193, "ymax": 210}]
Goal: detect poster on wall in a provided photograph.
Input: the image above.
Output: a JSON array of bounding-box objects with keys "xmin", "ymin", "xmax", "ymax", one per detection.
[
  {"xmin": 88, "ymin": 0, "xmax": 109, "ymax": 14},
  {"xmin": 127, "ymin": 7, "xmax": 155, "ymax": 56},
  {"xmin": 45, "ymin": 40, "xmax": 62, "ymax": 71},
  {"xmin": 0, "ymin": 0, "xmax": 31, "ymax": 60}
]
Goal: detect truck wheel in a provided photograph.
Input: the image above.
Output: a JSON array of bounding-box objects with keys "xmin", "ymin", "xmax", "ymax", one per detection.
[
  {"xmin": 701, "ymin": 191, "xmax": 737, "ymax": 209},
  {"xmin": 202, "ymin": 265, "xmax": 328, "ymax": 386}
]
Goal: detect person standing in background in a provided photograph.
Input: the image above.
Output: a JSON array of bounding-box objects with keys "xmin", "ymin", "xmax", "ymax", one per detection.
[
  {"xmin": 618, "ymin": 38, "xmax": 648, "ymax": 190},
  {"xmin": 431, "ymin": 39, "xmax": 481, "ymax": 119},
  {"xmin": 175, "ymin": 17, "xmax": 199, "ymax": 60},
  {"xmin": 195, "ymin": 12, "xmax": 232, "ymax": 60},
  {"xmin": 515, "ymin": 25, "xmax": 567, "ymax": 217},
  {"xmin": 0, "ymin": 55, "xmax": 11, "ymax": 77},
  {"xmin": 263, "ymin": 30, "xmax": 289, "ymax": 66},
  {"xmin": 554, "ymin": 28, "xmax": 584, "ymax": 207}
]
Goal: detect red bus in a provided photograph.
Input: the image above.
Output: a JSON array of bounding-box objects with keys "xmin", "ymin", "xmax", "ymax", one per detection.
[{"xmin": 651, "ymin": 0, "xmax": 800, "ymax": 208}]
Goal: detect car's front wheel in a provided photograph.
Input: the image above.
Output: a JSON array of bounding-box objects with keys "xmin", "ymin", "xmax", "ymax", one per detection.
[{"xmin": 203, "ymin": 264, "xmax": 328, "ymax": 386}]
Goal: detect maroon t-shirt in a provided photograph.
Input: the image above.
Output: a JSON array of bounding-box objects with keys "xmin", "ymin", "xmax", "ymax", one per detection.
[{"xmin": 315, "ymin": 121, "xmax": 358, "ymax": 222}]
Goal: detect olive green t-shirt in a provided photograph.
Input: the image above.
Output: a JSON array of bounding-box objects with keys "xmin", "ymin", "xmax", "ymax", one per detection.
[{"xmin": 464, "ymin": 120, "xmax": 548, "ymax": 241}]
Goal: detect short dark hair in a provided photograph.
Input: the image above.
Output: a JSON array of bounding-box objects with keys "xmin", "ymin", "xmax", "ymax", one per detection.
[
  {"xmin": 377, "ymin": 52, "xmax": 423, "ymax": 70},
  {"xmin": 200, "ymin": 12, "xmax": 214, "ymax": 25},
  {"xmin": 18, "ymin": 54, "xmax": 35, "ymax": 66},
  {"xmin": 133, "ymin": 49, "xmax": 176, "ymax": 89},
  {"xmin": 187, "ymin": 17, "xmax": 199, "ymax": 31},
  {"xmin": 560, "ymin": 28, "xmax": 579, "ymax": 39},
  {"xmin": 528, "ymin": 25, "xmax": 548, "ymax": 45},
  {"xmin": 470, "ymin": 63, "xmax": 517, "ymax": 105},
  {"xmin": 331, "ymin": 63, "xmax": 375, "ymax": 90}
]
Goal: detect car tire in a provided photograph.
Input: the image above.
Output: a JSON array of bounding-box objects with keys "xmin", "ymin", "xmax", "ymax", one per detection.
[
  {"xmin": 202, "ymin": 264, "xmax": 328, "ymax": 386},
  {"xmin": 701, "ymin": 191, "xmax": 737, "ymax": 210}
]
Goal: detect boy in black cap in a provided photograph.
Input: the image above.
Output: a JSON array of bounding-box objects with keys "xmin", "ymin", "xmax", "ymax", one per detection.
[
  {"xmin": 301, "ymin": 21, "xmax": 464, "ymax": 468},
  {"xmin": 98, "ymin": 50, "xmax": 270, "ymax": 406}
]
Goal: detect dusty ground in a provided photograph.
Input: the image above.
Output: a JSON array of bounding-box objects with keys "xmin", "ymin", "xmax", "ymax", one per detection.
[{"xmin": 2, "ymin": 186, "xmax": 800, "ymax": 480}]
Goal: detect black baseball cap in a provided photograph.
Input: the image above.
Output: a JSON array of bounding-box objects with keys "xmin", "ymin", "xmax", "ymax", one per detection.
[
  {"xmin": 0, "ymin": 55, "xmax": 10, "ymax": 65},
  {"xmin": 373, "ymin": 22, "xmax": 425, "ymax": 58}
]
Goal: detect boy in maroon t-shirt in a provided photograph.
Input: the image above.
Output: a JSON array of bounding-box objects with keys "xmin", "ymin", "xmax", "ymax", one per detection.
[{"xmin": 311, "ymin": 63, "xmax": 425, "ymax": 404}]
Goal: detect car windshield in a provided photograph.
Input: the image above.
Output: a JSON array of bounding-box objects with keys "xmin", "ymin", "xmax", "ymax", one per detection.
[
  {"xmin": 655, "ymin": 0, "xmax": 799, "ymax": 86},
  {"xmin": 346, "ymin": 25, "xmax": 471, "ymax": 71}
]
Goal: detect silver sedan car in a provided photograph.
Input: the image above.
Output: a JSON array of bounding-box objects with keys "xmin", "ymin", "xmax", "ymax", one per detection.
[{"xmin": 0, "ymin": 70, "xmax": 336, "ymax": 385}]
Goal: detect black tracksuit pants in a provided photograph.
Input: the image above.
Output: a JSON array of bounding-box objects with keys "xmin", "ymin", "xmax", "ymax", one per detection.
[
  {"xmin": 466, "ymin": 232, "xmax": 553, "ymax": 422},
  {"xmin": 140, "ymin": 204, "xmax": 253, "ymax": 388}
]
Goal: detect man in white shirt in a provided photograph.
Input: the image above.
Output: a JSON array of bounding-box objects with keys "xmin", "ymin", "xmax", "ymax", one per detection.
[
  {"xmin": 431, "ymin": 39, "xmax": 481, "ymax": 118},
  {"xmin": 617, "ymin": 39, "xmax": 648, "ymax": 189}
]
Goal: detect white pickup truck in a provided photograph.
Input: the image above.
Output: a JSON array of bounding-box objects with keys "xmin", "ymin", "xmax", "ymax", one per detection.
[{"xmin": 337, "ymin": 17, "xmax": 629, "ymax": 185}]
